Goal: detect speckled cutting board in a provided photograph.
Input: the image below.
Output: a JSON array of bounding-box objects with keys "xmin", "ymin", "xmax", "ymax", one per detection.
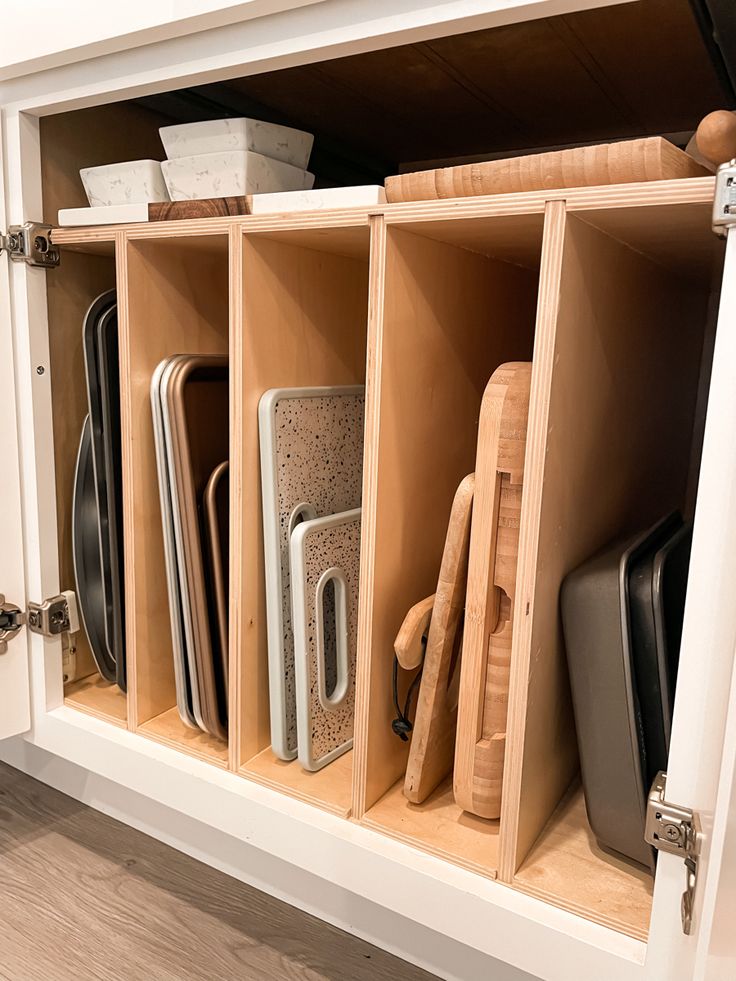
[
  {"xmin": 290, "ymin": 509, "xmax": 362, "ymax": 772},
  {"xmin": 258, "ymin": 386, "xmax": 365, "ymax": 760}
]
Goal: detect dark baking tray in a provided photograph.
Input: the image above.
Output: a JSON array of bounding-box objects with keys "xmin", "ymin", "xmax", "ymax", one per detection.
[
  {"xmin": 96, "ymin": 304, "xmax": 127, "ymax": 691},
  {"xmin": 73, "ymin": 415, "xmax": 116, "ymax": 682},
  {"xmin": 561, "ymin": 515, "xmax": 682, "ymax": 870}
]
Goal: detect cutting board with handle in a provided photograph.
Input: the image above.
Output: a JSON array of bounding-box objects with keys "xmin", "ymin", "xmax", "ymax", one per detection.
[
  {"xmin": 454, "ymin": 364, "xmax": 531, "ymax": 820},
  {"xmin": 399, "ymin": 473, "xmax": 474, "ymax": 805},
  {"xmin": 385, "ymin": 137, "xmax": 709, "ymax": 203}
]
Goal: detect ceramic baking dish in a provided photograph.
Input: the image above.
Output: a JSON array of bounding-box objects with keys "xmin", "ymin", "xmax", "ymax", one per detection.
[
  {"xmin": 159, "ymin": 117, "xmax": 314, "ymax": 169},
  {"xmin": 80, "ymin": 159, "xmax": 169, "ymax": 207},
  {"xmin": 161, "ymin": 150, "xmax": 314, "ymax": 201}
]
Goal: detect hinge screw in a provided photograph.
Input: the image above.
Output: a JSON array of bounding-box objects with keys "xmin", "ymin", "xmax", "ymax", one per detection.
[
  {"xmin": 36, "ymin": 366, "xmax": 44, "ymax": 375},
  {"xmin": 663, "ymin": 824, "xmax": 681, "ymax": 842}
]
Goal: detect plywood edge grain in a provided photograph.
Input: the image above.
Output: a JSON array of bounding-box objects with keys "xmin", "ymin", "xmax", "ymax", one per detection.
[
  {"xmin": 352, "ymin": 215, "xmax": 387, "ymax": 820},
  {"xmin": 498, "ymin": 201, "xmax": 569, "ymax": 883},
  {"xmin": 228, "ymin": 225, "xmax": 244, "ymax": 774}
]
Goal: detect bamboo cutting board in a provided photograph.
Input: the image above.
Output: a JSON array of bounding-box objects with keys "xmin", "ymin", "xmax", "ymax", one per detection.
[
  {"xmin": 385, "ymin": 137, "xmax": 709, "ymax": 203},
  {"xmin": 401, "ymin": 473, "xmax": 474, "ymax": 805},
  {"xmin": 454, "ymin": 364, "xmax": 531, "ymax": 820}
]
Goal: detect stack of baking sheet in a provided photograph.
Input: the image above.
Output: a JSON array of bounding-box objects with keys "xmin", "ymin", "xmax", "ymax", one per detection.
[
  {"xmin": 151, "ymin": 356, "xmax": 229, "ymax": 738},
  {"xmin": 73, "ymin": 290, "xmax": 127, "ymax": 690},
  {"xmin": 259, "ymin": 386, "xmax": 364, "ymax": 772}
]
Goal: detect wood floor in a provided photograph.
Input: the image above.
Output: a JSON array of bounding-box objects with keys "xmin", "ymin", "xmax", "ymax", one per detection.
[{"xmin": 0, "ymin": 761, "xmax": 436, "ymax": 981}]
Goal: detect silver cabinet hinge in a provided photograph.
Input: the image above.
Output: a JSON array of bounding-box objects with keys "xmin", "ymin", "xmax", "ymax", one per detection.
[
  {"xmin": 0, "ymin": 221, "xmax": 59, "ymax": 267},
  {"xmin": 645, "ymin": 771, "xmax": 702, "ymax": 935},
  {"xmin": 713, "ymin": 160, "xmax": 736, "ymax": 237},
  {"xmin": 0, "ymin": 590, "xmax": 79, "ymax": 655}
]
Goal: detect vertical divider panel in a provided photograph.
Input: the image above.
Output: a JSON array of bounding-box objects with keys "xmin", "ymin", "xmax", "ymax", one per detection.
[
  {"xmin": 229, "ymin": 224, "xmax": 244, "ymax": 773},
  {"xmin": 499, "ymin": 204, "xmax": 709, "ymax": 882},
  {"xmin": 497, "ymin": 201, "xmax": 568, "ymax": 875},
  {"xmin": 352, "ymin": 215, "xmax": 387, "ymax": 818},
  {"xmin": 116, "ymin": 230, "xmax": 135, "ymax": 731}
]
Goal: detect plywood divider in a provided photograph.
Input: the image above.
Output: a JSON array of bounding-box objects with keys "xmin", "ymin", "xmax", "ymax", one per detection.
[
  {"xmin": 228, "ymin": 226, "xmax": 244, "ymax": 773},
  {"xmin": 234, "ymin": 226, "xmax": 370, "ymax": 775},
  {"xmin": 353, "ymin": 221, "xmax": 539, "ymax": 819},
  {"xmin": 118, "ymin": 232, "xmax": 230, "ymax": 731},
  {"xmin": 498, "ymin": 207, "xmax": 709, "ymax": 881}
]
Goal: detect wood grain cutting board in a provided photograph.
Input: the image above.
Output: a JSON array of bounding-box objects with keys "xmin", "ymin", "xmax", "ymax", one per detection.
[
  {"xmin": 384, "ymin": 137, "xmax": 709, "ymax": 203},
  {"xmin": 148, "ymin": 197, "xmax": 250, "ymax": 220},
  {"xmin": 454, "ymin": 363, "xmax": 531, "ymax": 820},
  {"xmin": 400, "ymin": 473, "xmax": 474, "ymax": 805}
]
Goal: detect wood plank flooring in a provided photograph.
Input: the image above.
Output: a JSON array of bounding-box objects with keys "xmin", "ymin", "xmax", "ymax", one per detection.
[{"xmin": 0, "ymin": 762, "xmax": 435, "ymax": 981}]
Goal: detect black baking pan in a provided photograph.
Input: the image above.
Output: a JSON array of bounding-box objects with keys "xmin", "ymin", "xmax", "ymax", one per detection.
[
  {"xmin": 72, "ymin": 415, "xmax": 116, "ymax": 682},
  {"xmin": 561, "ymin": 515, "xmax": 682, "ymax": 870},
  {"xmin": 97, "ymin": 304, "xmax": 127, "ymax": 691},
  {"xmin": 627, "ymin": 513, "xmax": 683, "ymax": 789},
  {"xmin": 652, "ymin": 522, "xmax": 692, "ymax": 738}
]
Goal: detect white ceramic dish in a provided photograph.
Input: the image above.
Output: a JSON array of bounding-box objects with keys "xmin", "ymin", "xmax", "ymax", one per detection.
[
  {"xmin": 161, "ymin": 150, "xmax": 314, "ymax": 201},
  {"xmin": 160, "ymin": 117, "xmax": 314, "ymax": 169},
  {"xmin": 248, "ymin": 185, "xmax": 386, "ymax": 214},
  {"xmin": 80, "ymin": 159, "xmax": 169, "ymax": 207}
]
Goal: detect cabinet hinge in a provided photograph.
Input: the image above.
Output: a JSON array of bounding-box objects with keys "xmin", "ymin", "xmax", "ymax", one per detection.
[
  {"xmin": 27, "ymin": 591, "xmax": 79, "ymax": 638},
  {"xmin": 645, "ymin": 771, "xmax": 702, "ymax": 935},
  {"xmin": 713, "ymin": 160, "xmax": 736, "ymax": 237},
  {"xmin": 0, "ymin": 221, "xmax": 59, "ymax": 268}
]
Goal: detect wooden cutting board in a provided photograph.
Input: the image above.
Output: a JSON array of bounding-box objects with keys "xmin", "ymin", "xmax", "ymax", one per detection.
[
  {"xmin": 384, "ymin": 137, "xmax": 709, "ymax": 203},
  {"xmin": 454, "ymin": 363, "xmax": 531, "ymax": 820},
  {"xmin": 400, "ymin": 473, "xmax": 474, "ymax": 805},
  {"xmin": 148, "ymin": 197, "xmax": 250, "ymax": 220}
]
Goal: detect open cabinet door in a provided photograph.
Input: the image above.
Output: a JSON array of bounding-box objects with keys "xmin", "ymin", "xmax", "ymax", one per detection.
[
  {"xmin": 0, "ymin": 124, "xmax": 32, "ymax": 739},
  {"xmin": 646, "ymin": 226, "xmax": 736, "ymax": 978}
]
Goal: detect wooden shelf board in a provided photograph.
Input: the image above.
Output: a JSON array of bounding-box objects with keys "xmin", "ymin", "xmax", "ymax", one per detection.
[
  {"xmin": 363, "ymin": 776, "xmax": 499, "ymax": 880},
  {"xmin": 138, "ymin": 707, "xmax": 229, "ymax": 768},
  {"xmin": 241, "ymin": 747, "xmax": 353, "ymax": 818},
  {"xmin": 514, "ymin": 782, "xmax": 653, "ymax": 941},
  {"xmin": 64, "ymin": 674, "xmax": 127, "ymax": 728}
]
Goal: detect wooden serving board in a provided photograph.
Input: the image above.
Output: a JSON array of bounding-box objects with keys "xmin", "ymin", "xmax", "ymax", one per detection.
[
  {"xmin": 384, "ymin": 137, "xmax": 709, "ymax": 203},
  {"xmin": 148, "ymin": 196, "xmax": 250, "ymax": 220},
  {"xmin": 454, "ymin": 363, "xmax": 531, "ymax": 820},
  {"xmin": 402, "ymin": 473, "xmax": 474, "ymax": 805}
]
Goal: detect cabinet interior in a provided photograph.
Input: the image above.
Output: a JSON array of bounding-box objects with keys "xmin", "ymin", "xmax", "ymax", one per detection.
[{"xmin": 38, "ymin": 3, "xmax": 729, "ymax": 946}]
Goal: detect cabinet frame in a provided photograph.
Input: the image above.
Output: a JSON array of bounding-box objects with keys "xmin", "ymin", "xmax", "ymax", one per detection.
[{"xmin": 1, "ymin": 4, "xmax": 735, "ymax": 978}]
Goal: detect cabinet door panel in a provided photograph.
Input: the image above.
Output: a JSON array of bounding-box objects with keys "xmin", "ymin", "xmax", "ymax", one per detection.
[{"xmin": 646, "ymin": 228, "xmax": 736, "ymax": 978}]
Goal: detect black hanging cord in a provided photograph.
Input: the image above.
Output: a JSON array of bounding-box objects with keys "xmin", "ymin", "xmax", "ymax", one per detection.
[{"xmin": 391, "ymin": 655, "xmax": 424, "ymax": 742}]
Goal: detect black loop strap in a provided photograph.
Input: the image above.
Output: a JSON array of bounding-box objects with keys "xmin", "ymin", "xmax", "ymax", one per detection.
[{"xmin": 391, "ymin": 645, "xmax": 426, "ymax": 742}]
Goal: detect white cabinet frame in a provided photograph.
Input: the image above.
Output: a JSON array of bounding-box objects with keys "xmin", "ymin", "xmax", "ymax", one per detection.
[{"xmin": 1, "ymin": 3, "xmax": 733, "ymax": 980}]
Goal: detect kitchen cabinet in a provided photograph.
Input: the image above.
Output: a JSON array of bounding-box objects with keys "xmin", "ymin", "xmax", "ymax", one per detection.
[{"xmin": 1, "ymin": 3, "xmax": 735, "ymax": 979}]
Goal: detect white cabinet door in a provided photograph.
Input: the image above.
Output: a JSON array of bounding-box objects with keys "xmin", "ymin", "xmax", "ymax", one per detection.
[
  {"xmin": 646, "ymin": 227, "xmax": 736, "ymax": 979},
  {"xmin": 0, "ymin": 126, "xmax": 32, "ymax": 739}
]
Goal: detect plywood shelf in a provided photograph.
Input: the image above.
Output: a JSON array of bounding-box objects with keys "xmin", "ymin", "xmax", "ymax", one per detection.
[
  {"xmin": 242, "ymin": 748, "xmax": 353, "ymax": 818},
  {"xmin": 64, "ymin": 674, "xmax": 127, "ymax": 728},
  {"xmin": 139, "ymin": 707, "xmax": 229, "ymax": 768},
  {"xmin": 514, "ymin": 783, "xmax": 653, "ymax": 941},
  {"xmin": 363, "ymin": 777, "xmax": 499, "ymax": 879}
]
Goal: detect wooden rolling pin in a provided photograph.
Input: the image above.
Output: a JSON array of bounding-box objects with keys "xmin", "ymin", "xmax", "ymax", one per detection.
[{"xmin": 695, "ymin": 111, "xmax": 736, "ymax": 168}]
